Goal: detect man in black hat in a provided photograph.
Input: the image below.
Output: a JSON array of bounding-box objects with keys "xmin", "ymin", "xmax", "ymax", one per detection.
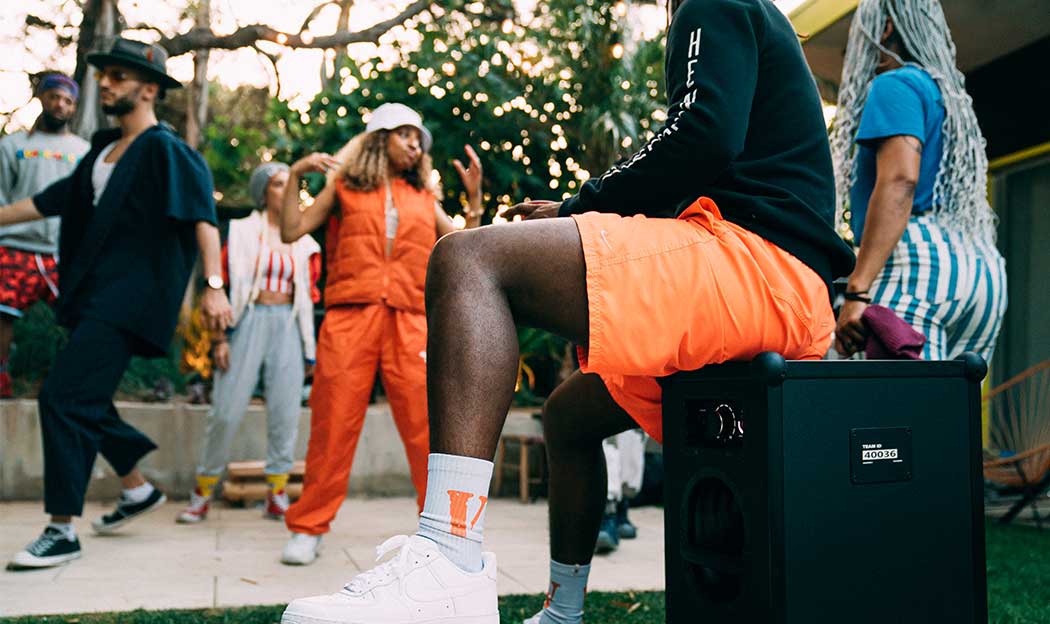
[{"xmin": 0, "ymin": 37, "xmax": 233, "ymax": 569}]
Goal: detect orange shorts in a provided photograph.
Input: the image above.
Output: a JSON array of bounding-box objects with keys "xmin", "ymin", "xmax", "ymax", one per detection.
[{"xmin": 572, "ymin": 197, "xmax": 833, "ymax": 443}]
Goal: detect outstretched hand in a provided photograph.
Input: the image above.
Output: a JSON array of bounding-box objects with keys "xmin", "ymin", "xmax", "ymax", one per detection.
[
  {"xmin": 291, "ymin": 152, "xmax": 342, "ymax": 176},
  {"xmin": 503, "ymin": 200, "xmax": 562, "ymax": 221},
  {"xmin": 452, "ymin": 145, "xmax": 483, "ymax": 203}
]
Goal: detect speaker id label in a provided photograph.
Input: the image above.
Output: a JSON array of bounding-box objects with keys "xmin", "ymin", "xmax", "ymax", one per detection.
[{"xmin": 850, "ymin": 427, "xmax": 912, "ymax": 484}]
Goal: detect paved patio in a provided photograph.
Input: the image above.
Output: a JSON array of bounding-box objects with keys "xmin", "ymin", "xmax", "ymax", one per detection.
[{"xmin": 0, "ymin": 497, "xmax": 666, "ymax": 618}]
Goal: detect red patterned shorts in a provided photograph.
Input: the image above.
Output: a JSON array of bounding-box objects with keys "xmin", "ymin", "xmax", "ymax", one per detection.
[{"xmin": 0, "ymin": 246, "xmax": 59, "ymax": 318}]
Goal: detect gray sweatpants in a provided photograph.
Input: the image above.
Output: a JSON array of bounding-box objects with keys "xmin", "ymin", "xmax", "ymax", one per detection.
[{"xmin": 197, "ymin": 304, "xmax": 304, "ymax": 477}]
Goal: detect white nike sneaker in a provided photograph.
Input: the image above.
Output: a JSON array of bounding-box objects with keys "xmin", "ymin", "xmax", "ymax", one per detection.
[
  {"xmin": 281, "ymin": 535, "xmax": 499, "ymax": 624},
  {"xmin": 282, "ymin": 532, "xmax": 323, "ymax": 566}
]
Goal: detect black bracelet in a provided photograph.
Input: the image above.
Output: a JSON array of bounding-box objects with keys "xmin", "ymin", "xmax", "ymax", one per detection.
[{"xmin": 844, "ymin": 291, "xmax": 872, "ymax": 303}]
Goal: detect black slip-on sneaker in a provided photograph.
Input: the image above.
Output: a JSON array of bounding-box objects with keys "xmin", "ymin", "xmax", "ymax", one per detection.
[{"xmin": 91, "ymin": 487, "xmax": 167, "ymax": 534}]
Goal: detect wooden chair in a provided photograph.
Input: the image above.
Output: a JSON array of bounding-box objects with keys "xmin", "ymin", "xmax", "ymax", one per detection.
[
  {"xmin": 983, "ymin": 360, "xmax": 1050, "ymax": 527},
  {"xmin": 492, "ymin": 411, "xmax": 547, "ymax": 503}
]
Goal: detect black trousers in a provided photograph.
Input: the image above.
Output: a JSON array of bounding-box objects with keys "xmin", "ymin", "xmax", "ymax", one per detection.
[{"xmin": 39, "ymin": 318, "xmax": 158, "ymax": 517}]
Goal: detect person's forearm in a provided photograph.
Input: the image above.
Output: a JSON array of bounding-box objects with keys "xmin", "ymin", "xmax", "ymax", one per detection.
[
  {"xmin": 848, "ymin": 181, "xmax": 916, "ymax": 293},
  {"xmin": 281, "ymin": 170, "xmax": 305, "ymax": 242},
  {"xmin": 0, "ymin": 198, "xmax": 44, "ymax": 226},
  {"xmin": 196, "ymin": 221, "xmax": 224, "ymax": 279}
]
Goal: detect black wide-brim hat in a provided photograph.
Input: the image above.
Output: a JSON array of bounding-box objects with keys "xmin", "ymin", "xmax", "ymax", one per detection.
[{"xmin": 87, "ymin": 38, "xmax": 182, "ymax": 90}]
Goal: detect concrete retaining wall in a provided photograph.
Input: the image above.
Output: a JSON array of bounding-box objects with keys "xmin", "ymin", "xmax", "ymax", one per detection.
[{"xmin": 0, "ymin": 400, "xmax": 547, "ymax": 502}]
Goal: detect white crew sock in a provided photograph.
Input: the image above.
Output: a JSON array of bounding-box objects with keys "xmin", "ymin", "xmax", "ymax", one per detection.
[
  {"xmin": 122, "ymin": 482, "xmax": 155, "ymax": 504},
  {"xmin": 539, "ymin": 560, "xmax": 590, "ymax": 624},
  {"xmin": 47, "ymin": 522, "xmax": 76, "ymax": 541},
  {"xmin": 416, "ymin": 453, "xmax": 493, "ymax": 573}
]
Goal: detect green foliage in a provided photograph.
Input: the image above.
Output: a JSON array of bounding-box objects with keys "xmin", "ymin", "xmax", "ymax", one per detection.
[
  {"xmin": 986, "ymin": 523, "xmax": 1050, "ymax": 623},
  {"xmin": 515, "ymin": 327, "xmax": 570, "ymax": 405},
  {"xmin": 8, "ymin": 303, "xmax": 66, "ymax": 383},
  {"xmin": 8, "ymin": 302, "xmax": 187, "ymax": 401},
  {"xmin": 257, "ymin": 0, "xmax": 666, "ymax": 218}
]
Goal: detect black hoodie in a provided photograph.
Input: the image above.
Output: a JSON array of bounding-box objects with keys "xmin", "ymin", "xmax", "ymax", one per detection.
[{"xmin": 558, "ymin": 0, "xmax": 856, "ymax": 289}]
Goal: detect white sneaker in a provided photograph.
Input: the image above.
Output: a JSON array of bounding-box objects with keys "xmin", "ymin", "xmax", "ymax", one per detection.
[
  {"xmin": 282, "ymin": 532, "xmax": 323, "ymax": 566},
  {"xmin": 281, "ymin": 535, "xmax": 499, "ymax": 624}
]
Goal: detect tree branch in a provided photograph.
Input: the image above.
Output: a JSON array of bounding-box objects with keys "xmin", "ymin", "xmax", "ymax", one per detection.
[
  {"xmin": 253, "ymin": 43, "xmax": 283, "ymax": 96},
  {"xmin": 25, "ymin": 14, "xmax": 59, "ymax": 30},
  {"xmin": 159, "ymin": 0, "xmax": 435, "ymax": 57},
  {"xmin": 297, "ymin": 1, "xmax": 341, "ymax": 34}
]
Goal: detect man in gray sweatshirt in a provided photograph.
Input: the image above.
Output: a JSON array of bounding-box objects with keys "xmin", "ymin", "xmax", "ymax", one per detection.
[{"xmin": 0, "ymin": 73, "xmax": 88, "ymax": 398}]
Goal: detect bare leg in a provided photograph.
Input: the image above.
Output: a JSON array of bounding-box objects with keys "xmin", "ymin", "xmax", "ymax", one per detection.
[
  {"xmin": 424, "ymin": 219, "xmax": 590, "ymax": 460},
  {"xmin": 119, "ymin": 468, "xmax": 147, "ymax": 489},
  {"xmin": 543, "ymin": 371, "xmax": 635, "ymax": 564}
]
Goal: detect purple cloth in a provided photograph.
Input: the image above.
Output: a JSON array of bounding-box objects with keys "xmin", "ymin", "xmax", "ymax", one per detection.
[
  {"xmin": 37, "ymin": 74, "xmax": 79, "ymax": 101},
  {"xmin": 862, "ymin": 304, "xmax": 926, "ymax": 360}
]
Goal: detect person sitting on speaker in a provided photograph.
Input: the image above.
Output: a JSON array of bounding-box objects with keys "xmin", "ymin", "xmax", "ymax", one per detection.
[
  {"xmin": 830, "ymin": 0, "xmax": 1006, "ymax": 361},
  {"xmin": 279, "ymin": 1, "xmax": 855, "ymax": 623}
]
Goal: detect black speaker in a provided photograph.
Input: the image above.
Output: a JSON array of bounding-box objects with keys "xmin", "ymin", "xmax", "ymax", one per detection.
[{"xmin": 661, "ymin": 353, "xmax": 988, "ymax": 624}]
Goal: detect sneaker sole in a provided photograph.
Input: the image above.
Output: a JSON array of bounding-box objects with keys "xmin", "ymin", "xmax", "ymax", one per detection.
[
  {"xmin": 92, "ymin": 493, "xmax": 168, "ymax": 535},
  {"xmin": 594, "ymin": 536, "xmax": 619, "ymax": 554},
  {"xmin": 281, "ymin": 612, "xmax": 498, "ymax": 624},
  {"xmin": 176, "ymin": 514, "xmax": 207, "ymax": 524},
  {"xmin": 7, "ymin": 549, "xmax": 81, "ymax": 570},
  {"xmin": 280, "ymin": 551, "xmax": 320, "ymax": 566}
]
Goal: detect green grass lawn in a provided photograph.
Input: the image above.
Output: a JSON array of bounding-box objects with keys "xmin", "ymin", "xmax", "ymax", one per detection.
[{"xmin": 5, "ymin": 524, "xmax": 1048, "ymax": 624}]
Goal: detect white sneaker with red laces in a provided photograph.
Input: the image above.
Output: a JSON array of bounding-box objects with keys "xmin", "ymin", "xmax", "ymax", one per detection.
[
  {"xmin": 176, "ymin": 491, "xmax": 211, "ymax": 524},
  {"xmin": 266, "ymin": 489, "xmax": 291, "ymax": 520},
  {"xmin": 281, "ymin": 535, "xmax": 499, "ymax": 624}
]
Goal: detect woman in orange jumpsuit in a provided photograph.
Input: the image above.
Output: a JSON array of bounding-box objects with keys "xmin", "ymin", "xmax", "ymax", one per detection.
[{"xmin": 277, "ymin": 103, "xmax": 482, "ymax": 565}]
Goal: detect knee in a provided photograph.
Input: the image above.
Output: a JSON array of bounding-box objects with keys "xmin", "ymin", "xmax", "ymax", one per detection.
[
  {"xmin": 425, "ymin": 229, "xmax": 492, "ymax": 302},
  {"xmin": 542, "ymin": 388, "xmax": 600, "ymax": 454}
]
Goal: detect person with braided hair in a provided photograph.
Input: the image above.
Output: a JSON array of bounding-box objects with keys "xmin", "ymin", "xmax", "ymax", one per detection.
[{"xmin": 831, "ymin": 0, "xmax": 1007, "ymax": 360}]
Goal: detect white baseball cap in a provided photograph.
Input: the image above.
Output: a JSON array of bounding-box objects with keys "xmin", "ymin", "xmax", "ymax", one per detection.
[{"xmin": 365, "ymin": 103, "xmax": 433, "ymax": 153}]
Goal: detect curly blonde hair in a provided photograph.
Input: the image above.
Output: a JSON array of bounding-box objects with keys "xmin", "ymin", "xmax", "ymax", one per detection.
[{"xmin": 329, "ymin": 129, "xmax": 437, "ymax": 194}]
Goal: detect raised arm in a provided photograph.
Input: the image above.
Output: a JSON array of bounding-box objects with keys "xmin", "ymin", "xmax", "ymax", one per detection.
[
  {"xmin": 436, "ymin": 144, "xmax": 484, "ymax": 238},
  {"xmin": 281, "ymin": 153, "xmax": 342, "ymax": 243}
]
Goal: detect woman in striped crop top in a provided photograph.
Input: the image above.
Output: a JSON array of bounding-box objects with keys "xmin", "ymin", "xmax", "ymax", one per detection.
[{"xmin": 177, "ymin": 160, "xmax": 322, "ymax": 525}]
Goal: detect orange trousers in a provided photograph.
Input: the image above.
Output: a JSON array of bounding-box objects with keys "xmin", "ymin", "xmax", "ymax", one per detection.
[{"xmin": 284, "ymin": 303, "xmax": 430, "ymax": 535}]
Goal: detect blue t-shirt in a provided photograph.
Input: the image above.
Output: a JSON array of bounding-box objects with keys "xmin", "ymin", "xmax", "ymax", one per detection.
[{"xmin": 849, "ymin": 66, "xmax": 945, "ymax": 243}]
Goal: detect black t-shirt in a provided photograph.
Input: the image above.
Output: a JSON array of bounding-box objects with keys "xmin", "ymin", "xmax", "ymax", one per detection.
[
  {"xmin": 559, "ymin": 0, "xmax": 856, "ymax": 289},
  {"xmin": 33, "ymin": 125, "xmax": 216, "ymax": 356}
]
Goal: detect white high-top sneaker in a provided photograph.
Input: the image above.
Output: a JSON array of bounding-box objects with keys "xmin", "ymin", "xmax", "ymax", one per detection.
[{"xmin": 281, "ymin": 535, "xmax": 499, "ymax": 624}]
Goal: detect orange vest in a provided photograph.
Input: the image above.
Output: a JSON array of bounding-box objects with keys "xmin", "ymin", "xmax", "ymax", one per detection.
[{"xmin": 324, "ymin": 177, "xmax": 437, "ymax": 314}]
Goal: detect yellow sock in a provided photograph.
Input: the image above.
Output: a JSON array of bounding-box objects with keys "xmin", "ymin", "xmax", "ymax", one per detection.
[
  {"xmin": 266, "ymin": 473, "xmax": 289, "ymax": 493},
  {"xmin": 195, "ymin": 475, "xmax": 220, "ymax": 498}
]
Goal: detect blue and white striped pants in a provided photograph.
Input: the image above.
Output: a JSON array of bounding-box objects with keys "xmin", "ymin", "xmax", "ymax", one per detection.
[{"xmin": 870, "ymin": 215, "xmax": 1007, "ymax": 363}]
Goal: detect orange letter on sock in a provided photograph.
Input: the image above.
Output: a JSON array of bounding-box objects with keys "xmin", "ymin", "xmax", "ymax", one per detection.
[
  {"xmin": 447, "ymin": 490, "xmax": 475, "ymax": 537},
  {"xmin": 544, "ymin": 581, "xmax": 561, "ymax": 609},
  {"xmin": 470, "ymin": 496, "xmax": 488, "ymax": 531}
]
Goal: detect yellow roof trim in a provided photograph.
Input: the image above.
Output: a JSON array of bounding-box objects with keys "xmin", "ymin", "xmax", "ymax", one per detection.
[
  {"xmin": 989, "ymin": 141, "xmax": 1050, "ymax": 172},
  {"xmin": 790, "ymin": 0, "xmax": 859, "ymax": 39}
]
